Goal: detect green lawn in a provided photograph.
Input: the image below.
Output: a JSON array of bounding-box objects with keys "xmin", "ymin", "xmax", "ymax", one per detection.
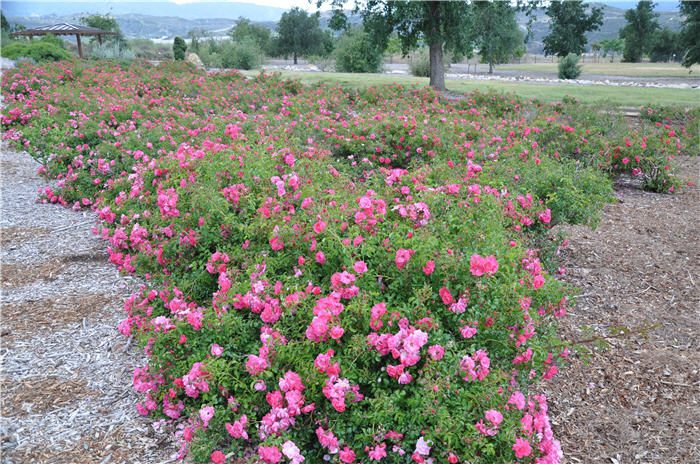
[
  {"xmin": 245, "ymin": 70, "xmax": 700, "ymax": 108},
  {"xmin": 497, "ymin": 61, "xmax": 700, "ymax": 78}
]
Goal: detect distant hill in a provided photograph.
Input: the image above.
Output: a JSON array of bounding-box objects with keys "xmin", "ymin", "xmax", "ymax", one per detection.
[
  {"xmin": 3, "ymin": 1, "xmax": 684, "ymax": 52},
  {"xmin": 520, "ymin": 3, "xmax": 681, "ymax": 54},
  {"xmin": 1, "ymin": 2, "xmax": 286, "ymax": 22}
]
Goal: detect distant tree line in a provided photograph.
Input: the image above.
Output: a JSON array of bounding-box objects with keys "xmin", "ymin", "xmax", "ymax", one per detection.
[{"xmin": 2, "ymin": 1, "xmax": 698, "ymax": 86}]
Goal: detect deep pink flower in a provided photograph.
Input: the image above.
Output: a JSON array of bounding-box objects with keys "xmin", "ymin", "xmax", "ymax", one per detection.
[
  {"xmin": 353, "ymin": 261, "xmax": 368, "ymax": 274},
  {"xmin": 422, "ymin": 260, "xmax": 435, "ymax": 275},
  {"xmin": 439, "ymin": 287, "xmax": 454, "ymax": 306},
  {"xmin": 313, "ymin": 220, "xmax": 327, "ymax": 234},
  {"xmin": 339, "ymin": 446, "xmax": 356, "ymax": 463},
  {"xmin": 368, "ymin": 444, "xmax": 387, "ymax": 460},
  {"xmin": 210, "ymin": 450, "xmax": 226, "ymax": 464},
  {"xmin": 428, "ymin": 344, "xmax": 444, "ymax": 361},
  {"xmin": 513, "ymin": 437, "xmax": 532, "ymax": 458},
  {"xmin": 470, "ymin": 254, "xmax": 499, "ymax": 277},
  {"xmin": 258, "ymin": 445, "xmax": 282, "ymax": 463},
  {"xmin": 395, "ymin": 248, "xmax": 415, "ymax": 270}
]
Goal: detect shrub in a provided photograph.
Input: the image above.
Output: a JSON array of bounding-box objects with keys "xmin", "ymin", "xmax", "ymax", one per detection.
[
  {"xmin": 557, "ymin": 54, "xmax": 582, "ymax": 80},
  {"xmin": 334, "ymin": 27, "xmax": 383, "ymax": 73},
  {"xmin": 409, "ymin": 48, "xmax": 449, "ymax": 77},
  {"xmin": 90, "ymin": 43, "xmax": 136, "ymax": 61},
  {"xmin": 173, "ymin": 36, "xmax": 187, "ymax": 60},
  {"xmin": 1, "ymin": 41, "xmax": 72, "ymax": 62},
  {"xmin": 221, "ymin": 38, "xmax": 263, "ymax": 70}
]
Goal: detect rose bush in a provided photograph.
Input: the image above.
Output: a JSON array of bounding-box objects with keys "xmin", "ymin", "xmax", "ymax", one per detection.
[{"xmin": 2, "ymin": 59, "xmax": 690, "ymax": 463}]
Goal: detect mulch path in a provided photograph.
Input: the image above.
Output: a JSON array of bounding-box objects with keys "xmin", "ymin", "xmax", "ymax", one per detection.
[
  {"xmin": 546, "ymin": 155, "xmax": 699, "ymax": 464},
  {"xmin": 0, "ymin": 147, "xmax": 175, "ymax": 464}
]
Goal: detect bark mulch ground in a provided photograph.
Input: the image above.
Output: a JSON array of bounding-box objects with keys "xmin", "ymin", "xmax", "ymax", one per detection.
[{"xmin": 547, "ymin": 155, "xmax": 699, "ymax": 464}]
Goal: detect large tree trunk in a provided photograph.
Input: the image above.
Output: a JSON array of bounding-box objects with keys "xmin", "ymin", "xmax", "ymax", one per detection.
[
  {"xmin": 489, "ymin": 57, "xmax": 493, "ymax": 74},
  {"xmin": 293, "ymin": 51, "xmax": 297, "ymax": 65},
  {"xmin": 427, "ymin": 1, "xmax": 446, "ymax": 91},
  {"xmin": 429, "ymin": 42, "xmax": 446, "ymax": 91}
]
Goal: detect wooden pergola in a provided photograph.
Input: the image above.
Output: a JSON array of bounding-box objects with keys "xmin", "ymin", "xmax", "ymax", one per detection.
[{"xmin": 9, "ymin": 23, "xmax": 118, "ymax": 59}]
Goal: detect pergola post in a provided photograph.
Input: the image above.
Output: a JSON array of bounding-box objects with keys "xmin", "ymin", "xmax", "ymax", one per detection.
[
  {"xmin": 98, "ymin": 34, "xmax": 103, "ymax": 46},
  {"xmin": 76, "ymin": 34, "xmax": 83, "ymax": 59}
]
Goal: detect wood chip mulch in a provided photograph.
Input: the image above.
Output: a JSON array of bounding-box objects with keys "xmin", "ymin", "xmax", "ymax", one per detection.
[
  {"xmin": 1, "ymin": 146, "xmax": 176, "ymax": 464},
  {"xmin": 546, "ymin": 155, "xmax": 699, "ymax": 464}
]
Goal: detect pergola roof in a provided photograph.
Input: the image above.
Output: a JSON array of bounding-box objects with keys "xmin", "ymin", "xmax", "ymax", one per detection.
[
  {"xmin": 9, "ymin": 23, "xmax": 117, "ymax": 37},
  {"xmin": 9, "ymin": 23, "xmax": 118, "ymax": 59}
]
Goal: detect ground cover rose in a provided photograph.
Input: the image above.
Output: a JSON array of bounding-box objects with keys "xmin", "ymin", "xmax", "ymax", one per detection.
[{"xmin": 1, "ymin": 60, "xmax": 689, "ymax": 464}]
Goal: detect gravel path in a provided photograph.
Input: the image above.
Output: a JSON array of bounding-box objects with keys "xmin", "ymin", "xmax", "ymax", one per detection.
[{"xmin": 0, "ymin": 147, "xmax": 173, "ymax": 464}]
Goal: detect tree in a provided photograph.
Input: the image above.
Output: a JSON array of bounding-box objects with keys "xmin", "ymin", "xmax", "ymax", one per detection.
[
  {"xmin": 600, "ymin": 37, "xmax": 624, "ymax": 62},
  {"xmin": 352, "ymin": 1, "xmax": 474, "ymax": 91},
  {"xmin": 187, "ymin": 28, "xmax": 208, "ymax": 54},
  {"xmin": 78, "ymin": 13, "xmax": 128, "ymax": 50},
  {"xmin": 274, "ymin": 7, "xmax": 324, "ymax": 64},
  {"xmin": 473, "ymin": 1, "xmax": 523, "ymax": 74},
  {"xmin": 1, "ymin": 13, "xmax": 10, "ymax": 33},
  {"xmin": 679, "ymin": 0, "xmax": 700, "ymax": 68},
  {"xmin": 649, "ymin": 27, "xmax": 681, "ymax": 62},
  {"xmin": 334, "ymin": 27, "xmax": 383, "ymax": 73},
  {"xmin": 543, "ymin": 0, "xmax": 603, "ymax": 57},
  {"xmin": 591, "ymin": 41, "xmax": 601, "ymax": 63},
  {"xmin": 619, "ymin": 1, "xmax": 659, "ymax": 62},
  {"xmin": 229, "ymin": 17, "xmax": 271, "ymax": 54},
  {"xmin": 173, "ymin": 36, "xmax": 187, "ymax": 60}
]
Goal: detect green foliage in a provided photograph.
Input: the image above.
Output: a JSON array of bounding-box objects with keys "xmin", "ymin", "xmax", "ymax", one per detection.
[
  {"xmin": 543, "ymin": 0, "xmax": 603, "ymax": 57},
  {"xmin": 91, "ymin": 43, "xmax": 136, "ymax": 61},
  {"xmin": 649, "ymin": 27, "xmax": 682, "ymax": 62},
  {"xmin": 173, "ymin": 36, "xmax": 187, "ymax": 61},
  {"xmin": 558, "ymin": 54, "xmax": 582, "ymax": 79},
  {"xmin": 620, "ymin": 1, "xmax": 659, "ymax": 62},
  {"xmin": 78, "ymin": 13, "xmax": 128, "ymax": 50},
  {"xmin": 599, "ymin": 37, "xmax": 624, "ymax": 62},
  {"xmin": 473, "ymin": 1, "xmax": 523, "ymax": 73},
  {"xmin": 187, "ymin": 28, "xmax": 208, "ymax": 54},
  {"xmin": 39, "ymin": 33, "xmax": 66, "ymax": 49},
  {"xmin": 1, "ymin": 41, "xmax": 72, "ymax": 62},
  {"xmin": 1, "ymin": 13, "xmax": 10, "ymax": 33},
  {"xmin": 221, "ymin": 37, "xmax": 262, "ymax": 70},
  {"xmin": 680, "ymin": 1, "xmax": 700, "ymax": 68},
  {"xmin": 229, "ymin": 17, "xmax": 271, "ymax": 55},
  {"xmin": 358, "ymin": 0, "xmax": 475, "ymax": 89},
  {"xmin": 333, "ymin": 27, "xmax": 383, "ymax": 73},
  {"xmin": 274, "ymin": 7, "xmax": 324, "ymax": 64},
  {"xmin": 409, "ymin": 48, "xmax": 447, "ymax": 77},
  {"xmin": 129, "ymin": 38, "xmax": 173, "ymax": 60}
]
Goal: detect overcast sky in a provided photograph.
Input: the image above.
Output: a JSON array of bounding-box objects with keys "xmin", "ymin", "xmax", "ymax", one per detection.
[{"xmin": 20, "ymin": 0, "xmax": 346, "ymax": 12}]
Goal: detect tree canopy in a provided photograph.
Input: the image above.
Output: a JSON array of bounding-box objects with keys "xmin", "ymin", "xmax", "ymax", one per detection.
[
  {"xmin": 543, "ymin": 0, "xmax": 603, "ymax": 57},
  {"xmin": 619, "ymin": 1, "xmax": 659, "ymax": 62},
  {"xmin": 349, "ymin": 0, "xmax": 475, "ymax": 90},
  {"xmin": 78, "ymin": 13, "xmax": 128, "ymax": 50},
  {"xmin": 274, "ymin": 7, "xmax": 324, "ymax": 64},
  {"xmin": 679, "ymin": 0, "xmax": 700, "ymax": 68},
  {"xmin": 473, "ymin": 1, "xmax": 524, "ymax": 74},
  {"xmin": 230, "ymin": 17, "xmax": 271, "ymax": 54}
]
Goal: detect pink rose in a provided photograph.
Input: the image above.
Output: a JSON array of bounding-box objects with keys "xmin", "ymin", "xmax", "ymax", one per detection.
[
  {"xmin": 395, "ymin": 248, "xmax": 415, "ymax": 270},
  {"xmin": 513, "ymin": 437, "xmax": 532, "ymax": 458}
]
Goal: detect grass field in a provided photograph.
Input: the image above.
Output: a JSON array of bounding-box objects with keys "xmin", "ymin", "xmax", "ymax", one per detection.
[
  {"xmin": 245, "ymin": 70, "xmax": 700, "ymax": 108},
  {"xmin": 496, "ymin": 61, "xmax": 700, "ymax": 78}
]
